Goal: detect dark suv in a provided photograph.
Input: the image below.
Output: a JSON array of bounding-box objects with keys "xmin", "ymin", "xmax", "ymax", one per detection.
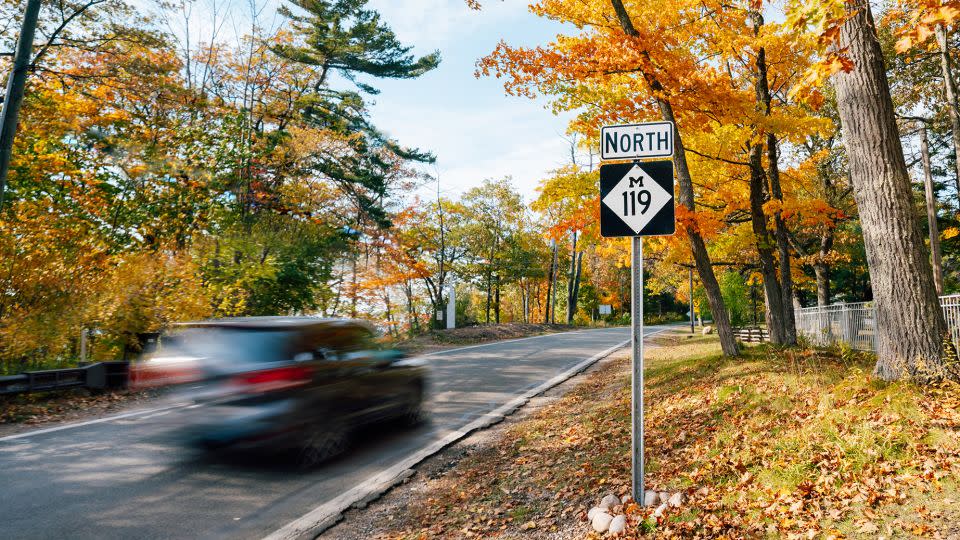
[{"xmin": 131, "ymin": 317, "xmax": 427, "ymax": 465}]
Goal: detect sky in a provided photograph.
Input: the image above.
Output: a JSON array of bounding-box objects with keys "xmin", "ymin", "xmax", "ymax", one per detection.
[{"xmin": 362, "ymin": 1, "xmax": 577, "ymax": 203}]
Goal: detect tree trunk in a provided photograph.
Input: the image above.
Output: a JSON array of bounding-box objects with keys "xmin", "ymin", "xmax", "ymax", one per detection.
[
  {"xmin": 566, "ymin": 230, "xmax": 579, "ymax": 324},
  {"xmin": 485, "ymin": 267, "xmax": 492, "ymax": 323},
  {"xmin": 405, "ymin": 279, "xmax": 418, "ymax": 334},
  {"xmin": 383, "ymin": 293, "xmax": 395, "ymax": 337},
  {"xmin": 569, "ymin": 250, "xmax": 584, "ymax": 324},
  {"xmin": 921, "ymin": 127, "xmax": 945, "ymax": 295},
  {"xmin": 544, "ymin": 240, "xmax": 558, "ymax": 324},
  {"xmin": 935, "ymin": 24, "xmax": 960, "ymax": 208},
  {"xmin": 0, "ymin": 0, "xmax": 41, "ymax": 209},
  {"xmin": 521, "ymin": 279, "xmax": 529, "ymax": 323},
  {"xmin": 533, "ymin": 281, "xmax": 541, "ymax": 321},
  {"xmin": 767, "ymin": 136, "xmax": 797, "ymax": 344},
  {"xmin": 750, "ymin": 10, "xmax": 796, "ymax": 345},
  {"xmin": 494, "ymin": 276, "xmax": 501, "ymax": 324},
  {"xmin": 833, "ymin": 0, "xmax": 948, "ymax": 380},
  {"xmin": 609, "ymin": 0, "xmax": 738, "ymax": 355},
  {"xmin": 549, "ymin": 241, "xmax": 559, "ymax": 324},
  {"xmin": 749, "ymin": 142, "xmax": 788, "ymax": 344},
  {"xmin": 670, "ymin": 109, "xmax": 739, "ymax": 356},
  {"xmin": 814, "ymin": 260, "xmax": 831, "ymax": 306}
]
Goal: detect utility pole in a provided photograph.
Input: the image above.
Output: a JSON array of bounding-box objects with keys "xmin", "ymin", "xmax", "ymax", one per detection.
[
  {"xmin": 0, "ymin": 0, "xmax": 41, "ymax": 209},
  {"xmin": 920, "ymin": 128, "xmax": 945, "ymax": 295}
]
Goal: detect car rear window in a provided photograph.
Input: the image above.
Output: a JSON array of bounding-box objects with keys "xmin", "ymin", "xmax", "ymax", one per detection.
[{"xmin": 160, "ymin": 328, "xmax": 296, "ymax": 365}]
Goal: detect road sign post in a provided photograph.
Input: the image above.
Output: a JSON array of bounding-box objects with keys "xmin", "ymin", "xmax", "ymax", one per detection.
[
  {"xmin": 598, "ymin": 121, "xmax": 676, "ymax": 504},
  {"xmin": 631, "ymin": 236, "xmax": 644, "ymax": 500}
]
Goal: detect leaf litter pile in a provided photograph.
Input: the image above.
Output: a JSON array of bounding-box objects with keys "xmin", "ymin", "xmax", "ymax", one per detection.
[{"xmin": 374, "ymin": 332, "xmax": 960, "ymax": 539}]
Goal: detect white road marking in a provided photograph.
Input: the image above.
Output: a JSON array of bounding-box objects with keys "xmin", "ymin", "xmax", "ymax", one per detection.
[
  {"xmin": 416, "ymin": 327, "xmax": 631, "ymax": 358},
  {"xmin": 0, "ymin": 402, "xmax": 192, "ymax": 443},
  {"xmin": 264, "ymin": 328, "xmax": 668, "ymax": 540}
]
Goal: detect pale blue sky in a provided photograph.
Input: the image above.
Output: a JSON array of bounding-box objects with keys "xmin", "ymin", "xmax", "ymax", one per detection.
[{"xmin": 364, "ymin": 1, "xmax": 577, "ymax": 202}]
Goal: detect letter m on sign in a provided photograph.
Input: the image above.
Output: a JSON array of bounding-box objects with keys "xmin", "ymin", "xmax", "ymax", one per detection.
[{"xmin": 628, "ymin": 176, "xmax": 644, "ymax": 188}]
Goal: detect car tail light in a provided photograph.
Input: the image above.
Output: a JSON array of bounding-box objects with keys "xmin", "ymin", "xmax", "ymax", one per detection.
[
  {"xmin": 130, "ymin": 361, "xmax": 202, "ymax": 390},
  {"xmin": 230, "ymin": 366, "xmax": 313, "ymax": 393}
]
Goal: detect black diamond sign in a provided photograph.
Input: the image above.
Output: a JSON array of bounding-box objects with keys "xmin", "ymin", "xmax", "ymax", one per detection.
[{"xmin": 599, "ymin": 161, "xmax": 675, "ymax": 238}]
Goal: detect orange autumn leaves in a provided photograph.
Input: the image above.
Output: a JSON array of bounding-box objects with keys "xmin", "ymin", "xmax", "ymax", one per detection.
[{"xmin": 479, "ymin": 0, "xmax": 844, "ymax": 297}]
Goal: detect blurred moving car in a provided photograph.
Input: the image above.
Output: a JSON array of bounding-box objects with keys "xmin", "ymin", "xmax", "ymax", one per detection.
[{"xmin": 130, "ymin": 317, "xmax": 427, "ymax": 466}]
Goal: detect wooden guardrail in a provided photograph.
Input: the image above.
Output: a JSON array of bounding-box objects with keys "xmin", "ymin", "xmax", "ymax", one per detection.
[{"xmin": 732, "ymin": 326, "xmax": 768, "ymax": 343}]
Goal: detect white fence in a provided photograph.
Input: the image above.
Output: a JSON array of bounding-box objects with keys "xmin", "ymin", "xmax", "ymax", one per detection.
[{"xmin": 795, "ymin": 295, "xmax": 960, "ymax": 351}]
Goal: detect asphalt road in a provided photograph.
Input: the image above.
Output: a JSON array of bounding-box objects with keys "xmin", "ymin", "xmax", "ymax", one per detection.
[{"xmin": 0, "ymin": 326, "xmax": 658, "ymax": 540}]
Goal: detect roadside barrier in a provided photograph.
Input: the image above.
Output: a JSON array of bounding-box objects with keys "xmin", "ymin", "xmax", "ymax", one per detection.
[{"xmin": 0, "ymin": 362, "xmax": 129, "ymax": 395}]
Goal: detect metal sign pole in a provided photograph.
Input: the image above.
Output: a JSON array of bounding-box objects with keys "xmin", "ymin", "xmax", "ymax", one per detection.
[{"xmin": 631, "ymin": 236, "xmax": 644, "ymax": 502}]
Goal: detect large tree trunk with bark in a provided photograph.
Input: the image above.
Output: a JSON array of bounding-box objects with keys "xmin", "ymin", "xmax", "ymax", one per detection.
[
  {"xmin": 610, "ymin": 0, "xmax": 739, "ymax": 356},
  {"xmin": 834, "ymin": 0, "xmax": 948, "ymax": 380}
]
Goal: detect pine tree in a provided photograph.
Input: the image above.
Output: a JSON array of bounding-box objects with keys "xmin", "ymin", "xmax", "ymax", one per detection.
[{"xmin": 276, "ymin": 0, "xmax": 441, "ymax": 226}]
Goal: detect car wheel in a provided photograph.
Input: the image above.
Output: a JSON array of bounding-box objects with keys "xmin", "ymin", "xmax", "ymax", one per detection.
[
  {"xmin": 298, "ymin": 422, "xmax": 349, "ymax": 468},
  {"xmin": 399, "ymin": 385, "xmax": 425, "ymax": 427}
]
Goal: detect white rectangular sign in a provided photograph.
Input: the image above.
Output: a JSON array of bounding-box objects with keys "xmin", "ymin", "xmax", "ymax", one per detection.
[
  {"xmin": 600, "ymin": 121, "xmax": 674, "ymax": 161},
  {"xmin": 599, "ymin": 304, "xmax": 612, "ymax": 315}
]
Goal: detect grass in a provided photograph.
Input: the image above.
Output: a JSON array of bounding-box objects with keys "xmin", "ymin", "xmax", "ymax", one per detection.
[{"xmin": 369, "ymin": 330, "xmax": 960, "ymax": 539}]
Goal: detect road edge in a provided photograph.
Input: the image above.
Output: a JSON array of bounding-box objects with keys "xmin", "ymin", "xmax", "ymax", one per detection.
[{"xmin": 262, "ymin": 335, "xmax": 646, "ymax": 540}]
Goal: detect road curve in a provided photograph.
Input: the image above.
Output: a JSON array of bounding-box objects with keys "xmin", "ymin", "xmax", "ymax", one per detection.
[{"xmin": 0, "ymin": 326, "xmax": 658, "ymax": 540}]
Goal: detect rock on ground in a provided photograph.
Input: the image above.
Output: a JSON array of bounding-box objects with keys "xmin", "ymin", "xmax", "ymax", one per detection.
[
  {"xmin": 599, "ymin": 493, "xmax": 620, "ymax": 510},
  {"xmin": 608, "ymin": 514, "xmax": 627, "ymax": 534},
  {"xmin": 591, "ymin": 511, "xmax": 614, "ymax": 533},
  {"xmin": 587, "ymin": 507, "xmax": 605, "ymax": 521},
  {"xmin": 653, "ymin": 502, "xmax": 668, "ymax": 518}
]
